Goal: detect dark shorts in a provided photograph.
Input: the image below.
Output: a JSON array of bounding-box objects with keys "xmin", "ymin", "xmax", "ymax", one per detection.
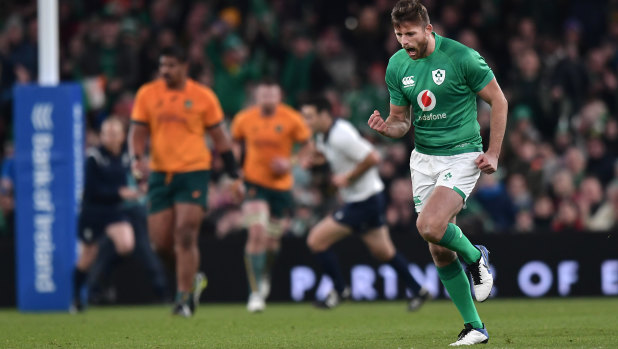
[
  {"xmin": 148, "ymin": 170, "xmax": 210, "ymax": 214},
  {"xmin": 244, "ymin": 181, "xmax": 294, "ymax": 218},
  {"xmin": 333, "ymin": 191, "xmax": 386, "ymax": 234},
  {"xmin": 78, "ymin": 206, "xmax": 129, "ymax": 244}
]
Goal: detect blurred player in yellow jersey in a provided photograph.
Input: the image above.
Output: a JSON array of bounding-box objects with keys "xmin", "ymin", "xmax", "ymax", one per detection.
[
  {"xmin": 129, "ymin": 46, "xmax": 243, "ymax": 317},
  {"xmin": 231, "ymin": 79, "xmax": 311, "ymax": 312}
]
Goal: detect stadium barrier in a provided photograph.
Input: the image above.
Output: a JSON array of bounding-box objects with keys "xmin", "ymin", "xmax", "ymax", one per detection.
[{"xmin": 1, "ymin": 231, "xmax": 617, "ymax": 307}]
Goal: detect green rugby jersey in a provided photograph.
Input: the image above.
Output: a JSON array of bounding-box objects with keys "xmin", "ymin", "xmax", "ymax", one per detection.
[{"xmin": 386, "ymin": 33, "xmax": 494, "ymax": 155}]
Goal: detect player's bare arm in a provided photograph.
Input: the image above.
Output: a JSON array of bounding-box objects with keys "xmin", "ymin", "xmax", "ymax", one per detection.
[
  {"xmin": 208, "ymin": 123, "xmax": 245, "ymax": 202},
  {"xmin": 128, "ymin": 122, "xmax": 150, "ymax": 180},
  {"xmin": 367, "ymin": 104, "xmax": 411, "ymax": 139},
  {"xmin": 332, "ymin": 150, "xmax": 381, "ymax": 188},
  {"xmin": 474, "ymin": 78, "xmax": 508, "ymax": 175},
  {"xmin": 207, "ymin": 123, "xmax": 234, "ymax": 153},
  {"xmin": 296, "ymin": 140, "xmax": 326, "ymax": 169}
]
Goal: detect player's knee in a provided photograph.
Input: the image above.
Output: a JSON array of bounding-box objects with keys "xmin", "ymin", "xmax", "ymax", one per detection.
[
  {"xmin": 306, "ymin": 231, "xmax": 326, "ymax": 253},
  {"xmin": 370, "ymin": 249, "xmax": 392, "ymax": 262},
  {"xmin": 416, "ymin": 215, "xmax": 446, "ymax": 243},
  {"xmin": 174, "ymin": 222, "xmax": 198, "ymax": 251},
  {"xmin": 370, "ymin": 245, "xmax": 395, "ymax": 262},
  {"xmin": 247, "ymin": 224, "xmax": 266, "ymax": 242},
  {"xmin": 115, "ymin": 233, "xmax": 135, "ymax": 256},
  {"xmin": 175, "ymin": 231, "xmax": 195, "ymax": 251}
]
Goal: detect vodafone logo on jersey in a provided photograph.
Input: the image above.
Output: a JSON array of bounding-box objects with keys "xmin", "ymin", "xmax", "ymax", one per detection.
[{"xmin": 417, "ymin": 90, "xmax": 436, "ymax": 111}]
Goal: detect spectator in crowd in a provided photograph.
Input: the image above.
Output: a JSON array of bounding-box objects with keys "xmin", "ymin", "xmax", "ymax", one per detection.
[
  {"xmin": 506, "ymin": 173, "xmax": 534, "ymax": 212},
  {"xmin": 563, "ymin": 146, "xmax": 587, "ymax": 187},
  {"xmin": 585, "ymin": 137, "xmax": 615, "ymax": 186},
  {"xmin": 533, "ymin": 195, "xmax": 555, "ymax": 232},
  {"xmin": 550, "ymin": 169, "xmax": 577, "ymax": 203},
  {"xmin": 577, "ymin": 176, "xmax": 605, "ymax": 230},
  {"xmin": 552, "ymin": 200, "xmax": 584, "ymax": 233},
  {"xmin": 475, "ymin": 174, "xmax": 517, "ymax": 233},
  {"xmin": 586, "ymin": 183, "xmax": 618, "ymax": 231}
]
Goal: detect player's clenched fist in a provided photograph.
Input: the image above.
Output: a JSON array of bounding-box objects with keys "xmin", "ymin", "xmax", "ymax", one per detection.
[
  {"xmin": 474, "ymin": 152, "xmax": 499, "ymax": 174},
  {"xmin": 368, "ymin": 110, "xmax": 388, "ymax": 134},
  {"xmin": 229, "ymin": 178, "xmax": 245, "ymax": 204}
]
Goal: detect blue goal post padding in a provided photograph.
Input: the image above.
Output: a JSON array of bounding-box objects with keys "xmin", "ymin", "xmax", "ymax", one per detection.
[{"xmin": 13, "ymin": 84, "xmax": 84, "ymax": 311}]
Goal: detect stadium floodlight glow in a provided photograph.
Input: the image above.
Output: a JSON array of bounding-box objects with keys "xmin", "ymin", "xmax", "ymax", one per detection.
[{"xmin": 38, "ymin": 0, "xmax": 59, "ymax": 86}]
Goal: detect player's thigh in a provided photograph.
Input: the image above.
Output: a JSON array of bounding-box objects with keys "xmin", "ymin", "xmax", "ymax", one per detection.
[
  {"xmin": 106, "ymin": 221, "xmax": 135, "ymax": 255},
  {"xmin": 361, "ymin": 226, "xmax": 395, "ymax": 261},
  {"xmin": 410, "ymin": 169, "xmax": 436, "ymax": 214},
  {"xmin": 420, "ymin": 186, "xmax": 464, "ymax": 223},
  {"xmin": 173, "ymin": 202, "xmax": 204, "ymax": 236},
  {"xmin": 306, "ymin": 216, "xmax": 352, "ymax": 252},
  {"xmin": 148, "ymin": 208, "xmax": 175, "ymax": 251}
]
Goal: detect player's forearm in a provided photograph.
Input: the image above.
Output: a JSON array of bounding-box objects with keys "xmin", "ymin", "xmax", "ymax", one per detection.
[
  {"xmin": 209, "ymin": 124, "xmax": 234, "ymax": 153},
  {"xmin": 486, "ymin": 98, "xmax": 508, "ymax": 157},
  {"xmin": 128, "ymin": 123, "xmax": 149, "ymax": 158},
  {"xmin": 208, "ymin": 125, "xmax": 240, "ymax": 178},
  {"xmin": 347, "ymin": 151, "xmax": 380, "ymax": 182},
  {"xmin": 383, "ymin": 115, "xmax": 411, "ymax": 138}
]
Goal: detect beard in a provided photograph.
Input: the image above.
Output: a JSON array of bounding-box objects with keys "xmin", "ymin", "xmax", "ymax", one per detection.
[{"xmin": 404, "ymin": 35, "xmax": 430, "ymax": 59}]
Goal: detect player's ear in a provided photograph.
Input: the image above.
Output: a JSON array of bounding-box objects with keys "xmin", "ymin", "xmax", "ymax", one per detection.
[{"xmin": 426, "ymin": 23, "xmax": 433, "ymax": 34}]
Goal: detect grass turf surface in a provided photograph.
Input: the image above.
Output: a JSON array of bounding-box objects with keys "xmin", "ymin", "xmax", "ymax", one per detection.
[{"xmin": 0, "ymin": 298, "xmax": 616, "ymax": 348}]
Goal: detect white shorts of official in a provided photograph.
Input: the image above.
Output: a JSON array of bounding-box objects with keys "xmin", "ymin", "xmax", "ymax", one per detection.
[{"xmin": 409, "ymin": 149, "xmax": 482, "ymax": 213}]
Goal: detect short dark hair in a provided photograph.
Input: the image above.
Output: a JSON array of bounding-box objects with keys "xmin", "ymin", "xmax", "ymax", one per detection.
[
  {"xmin": 300, "ymin": 96, "xmax": 332, "ymax": 115},
  {"xmin": 159, "ymin": 46, "xmax": 187, "ymax": 63},
  {"xmin": 257, "ymin": 76, "xmax": 280, "ymax": 87},
  {"xmin": 391, "ymin": 0, "xmax": 430, "ymax": 28}
]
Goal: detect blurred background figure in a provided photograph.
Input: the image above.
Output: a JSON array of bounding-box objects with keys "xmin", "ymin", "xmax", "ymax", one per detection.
[
  {"xmin": 231, "ymin": 79, "xmax": 311, "ymax": 312},
  {"xmin": 72, "ymin": 118, "xmax": 138, "ymax": 312}
]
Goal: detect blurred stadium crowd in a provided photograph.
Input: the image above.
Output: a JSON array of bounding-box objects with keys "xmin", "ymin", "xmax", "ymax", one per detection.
[{"xmin": 1, "ymin": 0, "xmax": 618, "ymax": 237}]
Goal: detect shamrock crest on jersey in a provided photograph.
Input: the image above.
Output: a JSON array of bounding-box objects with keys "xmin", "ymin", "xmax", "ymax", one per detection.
[{"xmin": 432, "ymin": 69, "xmax": 445, "ymax": 85}]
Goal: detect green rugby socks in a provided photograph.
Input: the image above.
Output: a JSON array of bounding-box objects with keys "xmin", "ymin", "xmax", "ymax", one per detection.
[
  {"xmin": 437, "ymin": 260, "xmax": 483, "ymax": 329},
  {"xmin": 244, "ymin": 252, "xmax": 266, "ymax": 293},
  {"xmin": 437, "ymin": 223, "xmax": 481, "ymax": 264}
]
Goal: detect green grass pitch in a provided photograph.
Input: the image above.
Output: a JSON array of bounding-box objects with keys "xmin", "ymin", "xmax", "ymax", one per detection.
[{"xmin": 0, "ymin": 298, "xmax": 616, "ymax": 348}]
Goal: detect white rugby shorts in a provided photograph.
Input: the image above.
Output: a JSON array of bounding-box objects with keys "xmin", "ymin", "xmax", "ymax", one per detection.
[{"xmin": 409, "ymin": 149, "xmax": 482, "ymax": 213}]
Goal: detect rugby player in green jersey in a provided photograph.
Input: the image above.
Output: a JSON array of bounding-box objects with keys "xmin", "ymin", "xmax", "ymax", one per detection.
[{"xmin": 368, "ymin": 0, "xmax": 508, "ymax": 346}]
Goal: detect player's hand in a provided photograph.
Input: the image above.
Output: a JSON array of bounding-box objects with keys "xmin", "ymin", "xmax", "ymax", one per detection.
[
  {"xmin": 119, "ymin": 187, "xmax": 141, "ymax": 200},
  {"xmin": 131, "ymin": 158, "xmax": 149, "ymax": 182},
  {"xmin": 270, "ymin": 157, "xmax": 291, "ymax": 176},
  {"xmin": 229, "ymin": 178, "xmax": 245, "ymax": 204},
  {"xmin": 332, "ymin": 173, "xmax": 350, "ymax": 188},
  {"xmin": 368, "ymin": 110, "xmax": 388, "ymax": 135},
  {"xmin": 475, "ymin": 152, "xmax": 498, "ymax": 174}
]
